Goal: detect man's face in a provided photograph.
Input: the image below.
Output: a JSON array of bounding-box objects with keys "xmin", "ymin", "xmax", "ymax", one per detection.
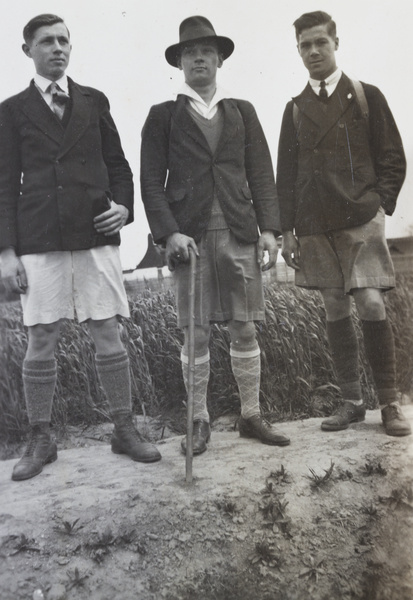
[
  {"xmin": 297, "ymin": 24, "xmax": 338, "ymax": 80},
  {"xmin": 23, "ymin": 22, "xmax": 71, "ymax": 80},
  {"xmin": 178, "ymin": 41, "xmax": 223, "ymax": 89}
]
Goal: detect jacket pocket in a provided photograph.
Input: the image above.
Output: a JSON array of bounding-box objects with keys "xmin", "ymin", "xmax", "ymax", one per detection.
[{"xmin": 165, "ymin": 187, "xmax": 186, "ymax": 203}]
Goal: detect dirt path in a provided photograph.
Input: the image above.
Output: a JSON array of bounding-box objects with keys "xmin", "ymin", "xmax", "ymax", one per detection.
[{"xmin": 1, "ymin": 406, "xmax": 412, "ymax": 600}]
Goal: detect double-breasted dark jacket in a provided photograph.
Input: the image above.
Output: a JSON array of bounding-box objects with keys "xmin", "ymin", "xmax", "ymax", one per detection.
[
  {"xmin": 276, "ymin": 72, "xmax": 406, "ymax": 236},
  {"xmin": 140, "ymin": 95, "xmax": 280, "ymax": 245},
  {"xmin": 0, "ymin": 78, "xmax": 134, "ymax": 256}
]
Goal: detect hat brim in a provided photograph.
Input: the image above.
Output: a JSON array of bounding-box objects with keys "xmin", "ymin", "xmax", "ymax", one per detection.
[{"xmin": 165, "ymin": 36, "xmax": 234, "ymax": 67}]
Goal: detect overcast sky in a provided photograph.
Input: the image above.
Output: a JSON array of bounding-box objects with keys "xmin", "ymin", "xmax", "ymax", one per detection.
[{"xmin": 2, "ymin": 0, "xmax": 412, "ymax": 269}]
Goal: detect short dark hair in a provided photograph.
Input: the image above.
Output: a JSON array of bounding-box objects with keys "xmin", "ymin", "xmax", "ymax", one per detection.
[
  {"xmin": 23, "ymin": 14, "xmax": 69, "ymax": 44},
  {"xmin": 293, "ymin": 11, "xmax": 336, "ymax": 40}
]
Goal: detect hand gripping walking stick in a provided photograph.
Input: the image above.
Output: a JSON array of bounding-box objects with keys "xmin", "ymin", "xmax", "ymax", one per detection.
[{"xmin": 186, "ymin": 247, "xmax": 197, "ymax": 483}]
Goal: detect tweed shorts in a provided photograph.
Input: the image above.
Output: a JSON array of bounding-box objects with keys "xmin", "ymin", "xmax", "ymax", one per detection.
[
  {"xmin": 295, "ymin": 207, "xmax": 395, "ymax": 293},
  {"xmin": 20, "ymin": 246, "xmax": 130, "ymax": 326},
  {"xmin": 173, "ymin": 229, "xmax": 265, "ymax": 328}
]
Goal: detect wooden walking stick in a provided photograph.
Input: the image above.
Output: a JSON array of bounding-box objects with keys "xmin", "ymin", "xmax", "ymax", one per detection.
[{"xmin": 186, "ymin": 247, "xmax": 197, "ymax": 483}]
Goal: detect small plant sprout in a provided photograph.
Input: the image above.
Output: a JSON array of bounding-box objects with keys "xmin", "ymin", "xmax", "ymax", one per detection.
[
  {"xmin": 364, "ymin": 460, "xmax": 387, "ymax": 476},
  {"xmin": 86, "ymin": 527, "xmax": 116, "ymax": 563},
  {"xmin": 307, "ymin": 460, "xmax": 335, "ymax": 488},
  {"xmin": 248, "ymin": 539, "xmax": 282, "ymax": 568},
  {"xmin": 268, "ymin": 465, "xmax": 291, "ymax": 485},
  {"xmin": 299, "ymin": 555, "xmax": 325, "ymax": 582},
  {"xmin": 53, "ymin": 517, "xmax": 84, "ymax": 535},
  {"xmin": 9, "ymin": 534, "xmax": 40, "ymax": 555},
  {"xmin": 66, "ymin": 567, "xmax": 89, "ymax": 590},
  {"xmin": 214, "ymin": 497, "xmax": 239, "ymax": 516},
  {"xmin": 362, "ymin": 502, "xmax": 378, "ymax": 517}
]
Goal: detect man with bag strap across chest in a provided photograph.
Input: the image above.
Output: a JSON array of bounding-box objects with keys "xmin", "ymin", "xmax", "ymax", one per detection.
[{"xmin": 276, "ymin": 11, "xmax": 410, "ymax": 436}]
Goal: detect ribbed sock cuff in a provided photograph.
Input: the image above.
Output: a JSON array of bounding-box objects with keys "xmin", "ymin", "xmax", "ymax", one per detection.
[
  {"xmin": 95, "ymin": 350, "xmax": 132, "ymax": 416},
  {"xmin": 23, "ymin": 359, "xmax": 57, "ymax": 425},
  {"xmin": 181, "ymin": 351, "xmax": 210, "ymax": 365}
]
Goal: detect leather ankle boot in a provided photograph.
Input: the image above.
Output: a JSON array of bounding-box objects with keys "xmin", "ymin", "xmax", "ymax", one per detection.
[
  {"xmin": 181, "ymin": 420, "xmax": 211, "ymax": 455},
  {"xmin": 321, "ymin": 401, "xmax": 366, "ymax": 431},
  {"xmin": 381, "ymin": 402, "xmax": 412, "ymax": 436},
  {"xmin": 111, "ymin": 413, "xmax": 161, "ymax": 463},
  {"xmin": 12, "ymin": 424, "xmax": 57, "ymax": 481}
]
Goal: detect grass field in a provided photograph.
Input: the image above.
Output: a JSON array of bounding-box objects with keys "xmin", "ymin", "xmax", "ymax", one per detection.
[{"xmin": 1, "ymin": 277, "xmax": 412, "ymax": 445}]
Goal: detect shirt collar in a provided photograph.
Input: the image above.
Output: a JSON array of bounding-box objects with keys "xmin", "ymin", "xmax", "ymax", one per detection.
[
  {"xmin": 34, "ymin": 73, "xmax": 69, "ymax": 94},
  {"xmin": 309, "ymin": 68, "xmax": 342, "ymax": 92},
  {"xmin": 177, "ymin": 83, "xmax": 229, "ymax": 119}
]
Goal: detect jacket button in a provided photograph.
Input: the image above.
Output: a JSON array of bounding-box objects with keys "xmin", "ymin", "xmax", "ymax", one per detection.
[
  {"xmin": 81, "ymin": 159, "xmax": 86, "ymax": 164},
  {"xmin": 314, "ymin": 170, "xmax": 320, "ymax": 176},
  {"xmin": 313, "ymin": 149, "xmax": 319, "ymax": 154},
  {"xmin": 339, "ymin": 123, "xmax": 345, "ymax": 129},
  {"xmin": 57, "ymin": 185, "xmax": 63, "ymax": 191},
  {"xmin": 55, "ymin": 159, "xmax": 60, "ymax": 164}
]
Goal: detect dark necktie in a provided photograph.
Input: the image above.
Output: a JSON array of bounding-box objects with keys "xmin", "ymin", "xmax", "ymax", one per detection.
[
  {"xmin": 319, "ymin": 80, "xmax": 328, "ymax": 100},
  {"xmin": 49, "ymin": 82, "xmax": 70, "ymax": 120}
]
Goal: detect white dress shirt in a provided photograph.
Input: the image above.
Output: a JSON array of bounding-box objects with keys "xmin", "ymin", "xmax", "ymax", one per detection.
[{"xmin": 309, "ymin": 68, "xmax": 342, "ymax": 97}]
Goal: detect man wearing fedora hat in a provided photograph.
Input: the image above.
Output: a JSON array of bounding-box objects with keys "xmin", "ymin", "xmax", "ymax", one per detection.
[{"xmin": 141, "ymin": 16, "xmax": 290, "ymax": 454}]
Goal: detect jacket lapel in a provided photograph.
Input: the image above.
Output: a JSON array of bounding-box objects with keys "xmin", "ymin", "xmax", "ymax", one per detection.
[
  {"xmin": 20, "ymin": 81, "xmax": 64, "ymax": 144},
  {"xmin": 214, "ymin": 99, "xmax": 241, "ymax": 158},
  {"xmin": 57, "ymin": 78, "xmax": 92, "ymax": 158},
  {"xmin": 294, "ymin": 73, "xmax": 357, "ymax": 146},
  {"xmin": 170, "ymin": 95, "xmax": 211, "ymax": 153}
]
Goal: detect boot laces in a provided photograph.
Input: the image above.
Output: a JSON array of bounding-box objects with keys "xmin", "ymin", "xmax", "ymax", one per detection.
[{"xmin": 23, "ymin": 427, "xmax": 45, "ymax": 456}]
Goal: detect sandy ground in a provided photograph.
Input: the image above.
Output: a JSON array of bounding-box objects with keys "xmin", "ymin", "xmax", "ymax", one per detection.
[{"xmin": 1, "ymin": 405, "xmax": 412, "ymax": 600}]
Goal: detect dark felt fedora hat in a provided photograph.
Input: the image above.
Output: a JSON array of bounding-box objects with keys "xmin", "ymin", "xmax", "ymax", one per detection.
[{"xmin": 165, "ymin": 16, "xmax": 234, "ymax": 67}]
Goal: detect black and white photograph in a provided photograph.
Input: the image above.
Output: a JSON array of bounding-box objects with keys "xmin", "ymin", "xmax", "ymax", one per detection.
[{"xmin": 0, "ymin": 1, "xmax": 412, "ymax": 599}]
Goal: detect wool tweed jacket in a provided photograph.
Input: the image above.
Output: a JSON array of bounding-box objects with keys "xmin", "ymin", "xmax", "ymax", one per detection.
[
  {"xmin": 140, "ymin": 95, "xmax": 280, "ymax": 245},
  {"xmin": 0, "ymin": 78, "xmax": 134, "ymax": 256},
  {"xmin": 276, "ymin": 72, "xmax": 406, "ymax": 236}
]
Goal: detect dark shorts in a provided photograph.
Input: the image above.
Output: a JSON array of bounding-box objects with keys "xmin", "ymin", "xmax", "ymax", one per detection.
[
  {"xmin": 295, "ymin": 207, "xmax": 395, "ymax": 293},
  {"xmin": 174, "ymin": 229, "xmax": 265, "ymax": 328}
]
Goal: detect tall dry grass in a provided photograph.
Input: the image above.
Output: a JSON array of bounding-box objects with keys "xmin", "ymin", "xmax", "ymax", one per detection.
[{"xmin": 1, "ymin": 278, "xmax": 412, "ymax": 444}]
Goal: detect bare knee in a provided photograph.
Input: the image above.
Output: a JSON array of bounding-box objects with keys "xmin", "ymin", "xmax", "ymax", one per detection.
[
  {"xmin": 353, "ymin": 289, "xmax": 386, "ymax": 320},
  {"xmin": 26, "ymin": 321, "xmax": 60, "ymax": 360},
  {"xmin": 228, "ymin": 320, "xmax": 257, "ymax": 351},
  {"xmin": 320, "ymin": 289, "xmax": 352, "ymax": 321},
  {"xmin": 88, "ymin": 316, "xmax": 124, "ymax": 355},
  {"xmin": 183, "ymin": 325, "xmax": 210, "ymax": 358}
]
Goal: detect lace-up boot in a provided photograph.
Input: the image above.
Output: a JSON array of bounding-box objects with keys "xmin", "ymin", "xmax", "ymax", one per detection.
[
  {"xmin": 381, "ymin": 402, "xmax": 412, "ymax": 436},
  {"xmin": 12, "ymin": 424, "xmax": 57, "ymax": 481},
  {"xmin": 239, "ymin": 415, "xmax": 290, "ymax": 446},
  {"xmin": 180, "ymin": 420, "xmax": 211, "ymax": 455},
  {"xmin": 321, "ymin": 402, "xmax": 366, "ymax": 431},
  {"xmin": 111, "ymin": 413, "xmax": 161, "ymax": 462}
]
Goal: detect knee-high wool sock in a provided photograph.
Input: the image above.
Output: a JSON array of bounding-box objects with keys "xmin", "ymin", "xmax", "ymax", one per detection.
[
  {"xmin": 326, "ymin": 317, "xmax": 362, "ymax": 402},
  {"xmin": 230, "ymin": 344, "xmax": 261, "ymax": 419},
  {"xmin": 95, "ymin": 350, "xmax": 132, "ymax": 417},
  {"xmin": 181, "ymin": 351, "xmax": 210, "ymax": 423},
  {"xmin": 361, "ymin": 319, "xmax": 397, "ymax": 406},
  {"xmin": 23, "ymin": 359, "xmax": 57, "ymax": 426}
]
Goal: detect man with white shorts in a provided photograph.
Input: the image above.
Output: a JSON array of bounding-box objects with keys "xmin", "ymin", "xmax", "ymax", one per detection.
[{"xmin": 0, "ymin": 14, "xmax": 161, "ymax": 481}]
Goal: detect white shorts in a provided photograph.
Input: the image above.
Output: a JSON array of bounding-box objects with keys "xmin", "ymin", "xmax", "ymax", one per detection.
[{"xmin": 20, "ymin": 246, "xmax": 130, "ymax": 326}]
